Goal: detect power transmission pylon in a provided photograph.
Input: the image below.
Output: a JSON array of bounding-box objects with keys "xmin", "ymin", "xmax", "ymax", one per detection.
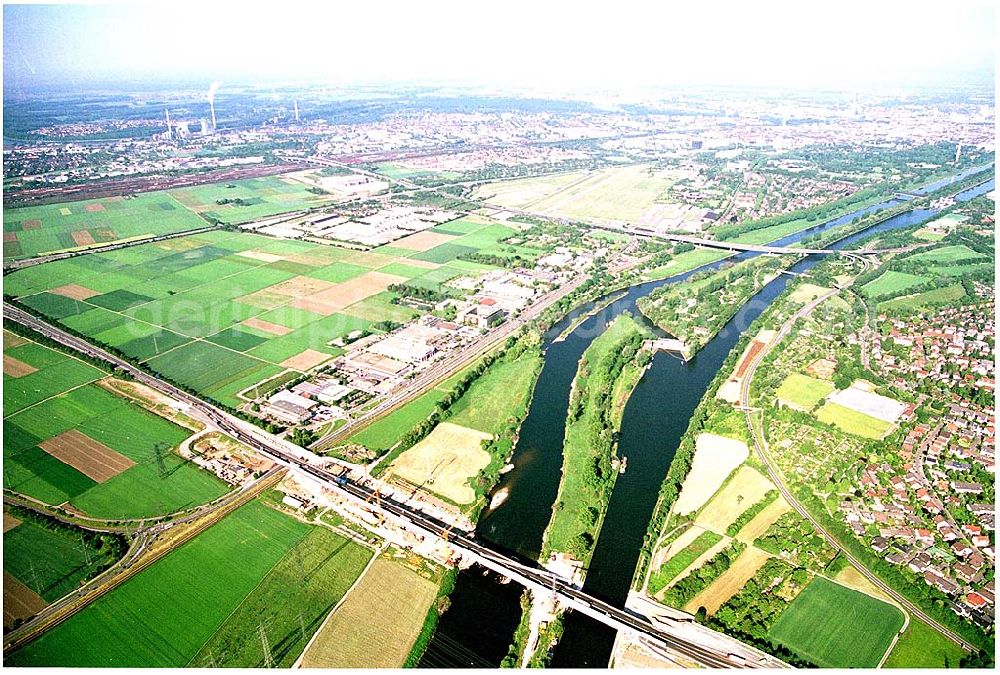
[
  {"xmin": 258, "ymin": 622, "xmax": 274, "ymax": 668},
  {"xmin": 79, "ymin": 533, "xmax": 92, "ymax": 565},
  {"xmin": 153, "ymin": 442, "xmax": 169, "ymax": 479},
  {"xmin": 27, "ymin": 561, "xmax": 41, "ymax": 595}
]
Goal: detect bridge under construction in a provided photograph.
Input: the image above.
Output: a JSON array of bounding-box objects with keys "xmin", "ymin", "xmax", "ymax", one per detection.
[{"xmin": 4, "ymin": 303, "xmax": 787, "ymax": 669}]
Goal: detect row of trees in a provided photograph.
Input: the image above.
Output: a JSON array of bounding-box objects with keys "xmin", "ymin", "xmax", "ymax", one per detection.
[{"xmin": 662, "ymin": 540, "xmax": 745, "ymax": 608}]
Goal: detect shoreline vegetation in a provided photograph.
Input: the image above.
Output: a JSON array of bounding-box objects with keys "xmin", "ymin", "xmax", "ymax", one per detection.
[
  {"xmin": 540, "ymin": 313, "xmax": 652, "ymax": 569},
  {"xmin": 637, "ymin": 255, "xmax": 790, "ymax": 357}
]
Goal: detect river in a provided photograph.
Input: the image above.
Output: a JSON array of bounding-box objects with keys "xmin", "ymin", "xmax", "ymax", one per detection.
[{"xmin": 420, "ymin": 169, "xmax": 993, "ymax": 667}]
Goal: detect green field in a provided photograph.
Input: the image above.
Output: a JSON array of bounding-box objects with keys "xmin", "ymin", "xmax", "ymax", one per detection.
[
  {"xmin": 345, "ymin": 388, "xmax": 452, "ymax": 453},
  {"xmin": 3, "ymin": 511, "xmax": 122, "ymax": 603},
  {"xmin": 3, "ymin": 333, "xmax": 105, "ymax": 415},
  {"xmin": 168, "ymin": 174, "xmax": 335, "ymax": 225},
  {"xmin": 929, "ymin": 262, "xmax": 994, "ymax": 277},
  {"xmin": 648, "ymin": 530, "xmax": 724, "ymax": 595},
  {"xmin": 3, "ymin": 192, "xmax": 206, "ymax": 261},
  {"xmin": 5, "ymin": 223, "xmax": 517, "ymax": 407},
  {"xmin": 883, "ymin": 616, "xmax": 967, "ymax": 668},
  {"xmin": 3, "ymin": 174, "xmax": 339, "ymax": 261},
  {"xmin": 643, "ymin": 248, "xmax": 731, "ymax": 281},
  {"xmin": 861, "ymin": 270, "xmax": 931, "ymax": 298},
  {"xmin": 879, "ymin": 284, "xmax": 966, "ymax": 313},
  {"xmin": 9, "ymin": 501, "xmax": 311, "ymax": 667},
  {"xmin": 907, "ymin": 244, "xmax": 988, "ymax": 265},
  {"xmin": 5, "ymin": 381, "xmax": 227, "ymax": 517},
  {"xmin": 816, "ymin": 402, "xmax": 894, "ymax": 439},
  {"xmin": 190, "ymin": 526, "xmax": 372, "ymax": 667},
  {"xmin": 768, "ymin": 577, "xmax": 904, "ymax": 668},
  {"xmin": 775, "ymin": 373, "xmax": 835, "ymax": 410},
  {"xmin": 446, "ymin": 352, "xmax": 543, "ymax": 434},
  {"xmin": 4, "ymin": 335, "xmax": 226, "ymax": 517}
]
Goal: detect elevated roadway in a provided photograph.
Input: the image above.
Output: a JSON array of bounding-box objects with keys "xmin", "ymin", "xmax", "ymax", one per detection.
[{"xmin": 3, "ymin": 302, "xmax": 785, "ymax": 668}]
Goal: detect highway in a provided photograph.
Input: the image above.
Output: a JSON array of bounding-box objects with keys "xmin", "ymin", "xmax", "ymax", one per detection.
[
  {"xmin": 4, "ymin": 302, "xmax": 782, "ymax": 668},
  {"xmin": 736, "ymin": 289, "xmax": 974, "ymax": 653}
]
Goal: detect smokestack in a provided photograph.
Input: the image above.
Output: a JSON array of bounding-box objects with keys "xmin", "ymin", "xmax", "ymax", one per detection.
[
  {"xmin": 955, "ymin": 142, "xmax": 962, "ymax": 165},
  {"xmin": 294, "ymin": 100, "xmax": 299, "ymax": 123},
  {"xmin": 206, "ymin": 81, "xmax": 222, "ymax": 132},
  {"xmin": 165, "ymin": 108, "xmax": 173, "ymax": 137}
]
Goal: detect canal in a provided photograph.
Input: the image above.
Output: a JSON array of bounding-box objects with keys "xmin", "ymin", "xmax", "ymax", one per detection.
[{"xmin": 420, "ymin": 169, "xmax": 992, "ymax": 667}]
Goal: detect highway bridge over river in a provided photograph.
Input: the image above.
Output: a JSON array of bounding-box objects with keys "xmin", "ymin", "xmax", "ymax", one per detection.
[
  {"xmin": 4, "ymin": 303, "xmax": 786, "ymax": 669},
  {"xmin": 639, "ymin": 231, "xmax": 897, "ymax": 256}
]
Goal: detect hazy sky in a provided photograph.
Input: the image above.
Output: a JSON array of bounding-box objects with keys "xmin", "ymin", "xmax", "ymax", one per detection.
[{"xmin": 4, "ymin": 1, "xmax": 996, "ymax": 93}]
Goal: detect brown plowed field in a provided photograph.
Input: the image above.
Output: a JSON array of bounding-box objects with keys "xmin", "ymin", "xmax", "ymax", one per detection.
[
  {"xmin": 39, "ymin": 430, "xmax": 135, "ymax": 483},
  {"xmin": 242, "ymin": 317, "xmax": 293, "ymax": 336},
  {"xmin": 49, "ymin": 284, "xmax": 101, "ymax": 301},
  {"xmin": 3, "ymin": 355, "xmax": 38, "ymax": 378},
  {"xmin": 281, "ymin": 349, "xmax": 333, "ymax": 371},
  {"xmin": 3, "ymin": 571, "xmax": 47, "ymax": 630}
]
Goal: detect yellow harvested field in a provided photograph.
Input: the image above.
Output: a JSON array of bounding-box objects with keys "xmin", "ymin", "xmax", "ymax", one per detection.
[
  {"xmin": 242, "ymin": 317, "xmax": 293, "ymax": 336},
  {"xmin": 695, "ymin": 465, "xmax": 775, "ymax": 534},
  {"xmin": 39, "ymin": 430, "xmax": 136, "ymax": 483},
  {"xmin": 3, "ymin": 571, "xmax": 47, "ymax": 630},
  {"xmin": 788, "ymin": 283, "xmax": 831, "ymax": 304},
  {"xmin": 3, "ymin": 354, "xmax": 38, "ymax": 378},
  {"xmin": 393, "ymin": 230, "xmax": 458, "ymax": 251},
  {"xmin": 235, "ymin": 249, "xmax": 284, "ymax": 263},
  {"xmin": 734, "ymin": 496, "xmax": 790, "ymax": 543},
  {"xmin": 3, "ymin": 513, "xmax": 22, "ymax": 533},
  {"xmin": 673, "ymin": 433, "xmax": 749, "ymax": 516},
  {"xmin": 282, "ymin": 251, "xmax": 329, "ymax": 267},
  {"xmin": 281, "ymin": 349, "xmax": 332, "ymax": 371},
  {"xmin": 474, "ymin": 171, "xmax": 587, "ymax": 207},
  {"xmin": 834, "ymin": 565, "xmax": 896, "ymax": 604},
  {"xmin": 70, "ymin": 230, "xmax": 96, "ymax": 246},
  {"xmin": 235, "ymin": 289, "xmax": 289, "ymax": 310},
  {"xmin": 300, "ymin": 559, "xmax": 437, "ymax": 668},
  {"xmin": 266, "ymin": 274, "xmax": 338, "ymax": 297},
  {"xmin": 616, "ymin": 637, "xmax": 683, "ymax": 669},
  {"xmin": 474, "ymin": 165, "xmax": 685, "ymax": 226},
  {"xmin": 341, "ymin": 250, "xmax": 437, "ymax": 270},
  {"xmin": 684, "ymin": 546, "xmax": 771, "ymax": 615},
  {"xmin": 3, "ymin": 331, "xmax": 28, "ymax": 349},
  {"xmin": 49, "ymin": 283, "xmax": 100, "ymax": 301},
  {"xmin": 290, "ymin": 271, "xmax": 408, "ymax": 315},
  {"xmin": 387, "ymin": 422, "xmax": 491, "ymax": 504}
]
